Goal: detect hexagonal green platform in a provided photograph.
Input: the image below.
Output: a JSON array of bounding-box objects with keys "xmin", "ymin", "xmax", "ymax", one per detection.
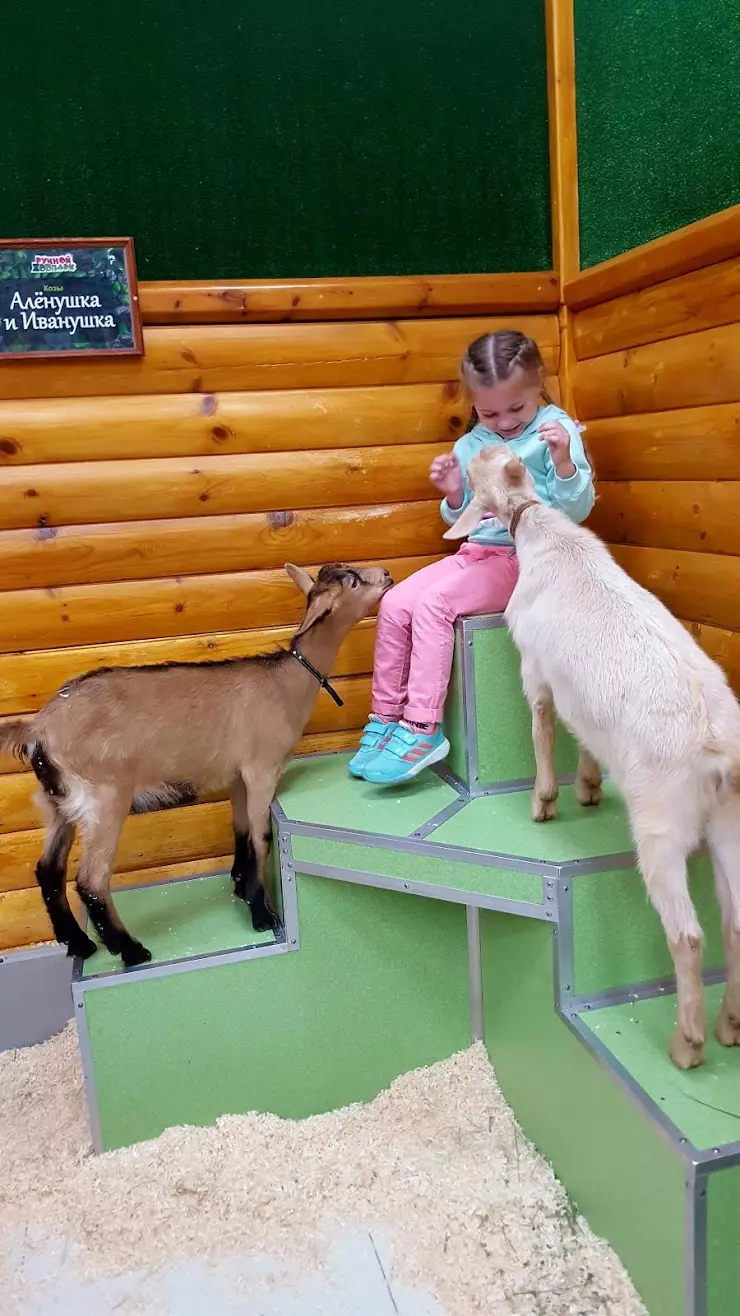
[
  {"xmin": 277, "ymin": 751, "xmax": 458, "ymax": 836},
  {"xmin": 431, "ymin": 780, "xmax": 632, "ymax": 862}
]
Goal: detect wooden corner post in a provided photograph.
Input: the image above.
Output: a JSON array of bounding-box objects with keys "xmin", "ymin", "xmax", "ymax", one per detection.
[
  {"xmin": 545, "ymin": 0, "xmax": 579, "ymax": 412},
  {"xmin": 546, "ymin": 0, "xmax": 580, "ymax": 289}
]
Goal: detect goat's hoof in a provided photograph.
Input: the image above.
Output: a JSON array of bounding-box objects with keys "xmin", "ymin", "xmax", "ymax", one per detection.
[
  {"xmin": 715, "ymin": 1011, "xmax": 740, "ymax": 1047},
  {"xmin": 531, "ymin": 795, "xmax": 557, "ymax": 823},
  {"xmin": 575, "ymin": 780, "xmax": 602, "ymax": 808},
  {"xmin": 66, "ymin": 931, "xmax": 98, "ymax": 960},
  {"xmin": 251, "ymin": 907, "xmax": 280, "ymax": 934},
  {"xmin": 253, "ymin": 915, "xmax": 279, "ymax": 934},
  {"xmin": 670, "ymin": 1031, "xmax": 706, "ymax": 1070},
  {"xmin": 249, "ymin": 891, "xmax": 280, "ymax": 934},
  {"xmin": 120, "ymin": 937, "xmax": 152, "ymax": 968}
]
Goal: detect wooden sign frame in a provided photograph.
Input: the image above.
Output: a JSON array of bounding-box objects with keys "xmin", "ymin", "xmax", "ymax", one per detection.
[{"xmin": 0, "ymin": 236, "xmax": 143, "ymax": 361}]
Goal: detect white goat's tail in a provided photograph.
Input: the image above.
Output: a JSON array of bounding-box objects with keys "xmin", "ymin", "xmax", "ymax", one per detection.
[{"xmin": 702, "ymin": 744, "xmax": 740, "ymax": 796}]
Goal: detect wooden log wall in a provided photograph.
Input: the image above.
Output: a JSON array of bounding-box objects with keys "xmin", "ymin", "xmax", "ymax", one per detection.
[
  {"xmin": 0, "ymin": 273, "xmax": 559, "ymax": 949},
  {"xmin": 566, "ymin": 207, "xmax": 740, "ymax": 702}
]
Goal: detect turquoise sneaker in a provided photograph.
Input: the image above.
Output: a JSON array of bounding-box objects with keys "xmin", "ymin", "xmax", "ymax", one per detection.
[
  {"xmin": 348, "ymin": 716, "xmax": 398, "ymax": 778},
  {"xmin": 362, "ymin": 723, "xmax": 450, "ymax": 785}
]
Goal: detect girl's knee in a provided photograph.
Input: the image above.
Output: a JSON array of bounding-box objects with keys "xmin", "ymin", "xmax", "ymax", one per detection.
[
  {"xmin": 413, "ymin": 590, "xmax": 456, "ymax": 625},
  {"xmin": 381, "ymin": 573, "xmax": 459, "ymax": 627},
  {"xmin": 378, "ymin": 584, "xmax": 406, "ymax": 624}
]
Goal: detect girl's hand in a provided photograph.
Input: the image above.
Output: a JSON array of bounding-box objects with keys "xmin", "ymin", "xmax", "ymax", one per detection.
[
  {"xmin": 539, "ymin": 420, "xmax": 576, "ymax": 478},
  {"xmin": 430, "ymin": 452, "xmax": 464, "ymax": 505}
]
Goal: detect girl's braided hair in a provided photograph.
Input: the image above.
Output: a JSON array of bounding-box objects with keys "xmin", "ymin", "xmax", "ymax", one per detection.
[
  {"xmin": 461, "ymin": 330, "xmax": 552, "ymax": 433},
  {"xmin": 460, "ymin": 329, "xmax": 594, "ymax": 476}
]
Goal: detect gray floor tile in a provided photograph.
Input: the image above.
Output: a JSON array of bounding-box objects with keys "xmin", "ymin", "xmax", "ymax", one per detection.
[{"xmin": 10, "ymin": 1228, "xmax": 445, "ymax": 1315}]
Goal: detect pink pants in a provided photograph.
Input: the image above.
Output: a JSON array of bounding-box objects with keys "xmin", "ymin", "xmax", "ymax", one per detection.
[{"xmin": 371, "ymin": 544, "xmax": 520, "ymax": 725}]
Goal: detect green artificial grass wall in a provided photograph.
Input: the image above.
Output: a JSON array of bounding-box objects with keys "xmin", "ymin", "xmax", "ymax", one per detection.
[
  {"xmin": 2, "ymin": 0, "xmax": 551, "ymax": 278},
  {"xmin": 576, "ymin": 0, "xmax": 740, "ymax": 267}
]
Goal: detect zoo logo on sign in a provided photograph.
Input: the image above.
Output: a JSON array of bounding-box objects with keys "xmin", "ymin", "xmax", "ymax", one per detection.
[{"xmin": 30, "ymin": 252, "xmax": 77, "ymax": 274}]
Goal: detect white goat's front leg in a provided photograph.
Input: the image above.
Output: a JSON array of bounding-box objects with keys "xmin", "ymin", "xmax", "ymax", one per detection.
[
  {"xmin": 575, "ymin": 744, "xmax": 602, "ymax": 808},
  {"xmin": 526, "ymin": 677, "xmax": 558, "ymax": 823},
  {"xmin": 707, "ymin": 798, "xmax": 740, "ymax": 1048},
  {"xmin": 633, "ymin": 819, "xmax": 706, "ymax": 1069}
]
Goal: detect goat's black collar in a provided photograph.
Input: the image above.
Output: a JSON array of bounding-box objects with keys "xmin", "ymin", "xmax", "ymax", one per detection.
[
  {"xmin": 508, "ymin": 499, "xmax": 539, "ymax": 541},
  {"xmin": 289, "ymin": 646, "xmax": 344, "ymax": 706}
]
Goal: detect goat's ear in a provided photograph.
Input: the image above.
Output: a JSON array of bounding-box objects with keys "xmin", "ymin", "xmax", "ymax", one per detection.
[
  {"xmin": 294, "ymin": 590, "xmax": 336, "ymax": 636},
  {"xmin": 504, "ymin": 455, "xmax": 525, "ymax": 484},
  {"xmin": 443, "ymin": 497, "xmax": 486, "ymax": 541},
  {"xmin": 285, "ymin": 563, "xmax": 315, "ymax": 597}
]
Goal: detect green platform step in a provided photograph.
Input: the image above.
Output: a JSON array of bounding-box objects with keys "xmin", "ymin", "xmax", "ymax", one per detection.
[
  {"xmin": 479, "ymin": 914, "xmax": 740, "ymax": 1316},
  {"xmin": 71, "ymin": 611, "xmax": 736, "ymax": 1316},
  {"xmin": 277, "ymin": 753, "xmax": 724, "ymax": 982},
  {"xmin": 76, "ymin": 871, "xmax": 469, "ymax": 1155},
  {"xmin": 276, "ymin": 749, "xmax": 458, "ymax": 834},
  {"xmin": 569, "ymin": 852, "xmax": 725, "ymax": 1001},
  {"xmin": 582, "ymin": 986, "xmax": 740, "ymax": 1150},
  {"xmin": 81, "ymin": 874, "xmax": 278, "ymax": 980},
  {"xmin": 443, "ymin": 615, "xmax": 578, "ymax": 791}
]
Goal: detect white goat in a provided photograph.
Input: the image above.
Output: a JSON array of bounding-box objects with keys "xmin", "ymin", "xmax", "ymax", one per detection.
[{"xmin": 445, "ymin": 446, "xmax": 740, "ymax": 1070}]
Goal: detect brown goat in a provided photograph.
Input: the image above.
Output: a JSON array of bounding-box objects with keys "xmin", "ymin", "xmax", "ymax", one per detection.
[{"xmin": 0, "ymin": 562, "xmax": 391, "ymax": 967}]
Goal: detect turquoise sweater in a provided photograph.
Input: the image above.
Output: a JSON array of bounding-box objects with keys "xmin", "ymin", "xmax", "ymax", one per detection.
[{"xmin": 440, "ymin": 404, "xmax": 595, "ymax": 546}]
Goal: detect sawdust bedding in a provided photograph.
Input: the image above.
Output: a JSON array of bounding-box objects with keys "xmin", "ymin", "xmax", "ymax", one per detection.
[{"xmin": 0, "ymin": 1026, "xmax": 646, "ymax": 1315}]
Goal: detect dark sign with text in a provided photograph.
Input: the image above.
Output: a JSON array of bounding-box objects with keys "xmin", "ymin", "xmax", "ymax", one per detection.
[{"xmin": 0, "ymin": 237, "xmax": 143, "ymax": 360}]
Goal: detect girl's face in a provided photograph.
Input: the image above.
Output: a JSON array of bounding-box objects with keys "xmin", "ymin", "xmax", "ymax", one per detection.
[{"xmin": 471, "ymin": 369, "xmax": 541, "ymax": 441}]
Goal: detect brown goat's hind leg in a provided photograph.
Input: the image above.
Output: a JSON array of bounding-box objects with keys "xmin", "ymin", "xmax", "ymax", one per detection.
[
  {"xmin": 229, "ymin": 775, "xmax": 255, "ymax": 904},
  {"xmin": 75, "ymin": 790, "xmax": 151, "ymax": 967},
  {"xmin": 35, "ymin": 793, "xmax": 96, "ymax": 959},
  {"xmin": 230, "ymin": 772, "xmax": 279, "ymax": 934}
]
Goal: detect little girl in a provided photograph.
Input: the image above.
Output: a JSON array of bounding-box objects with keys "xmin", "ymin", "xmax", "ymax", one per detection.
[{"xmin": 349, "ymin": 329, "xmax": 595, "ymax": 785}]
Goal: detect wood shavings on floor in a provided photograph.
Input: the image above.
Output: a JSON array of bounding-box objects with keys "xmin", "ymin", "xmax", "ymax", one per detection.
[{"xmin": 0, "ymin": 1026, "xmax": 646, "ymax": 1316}]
